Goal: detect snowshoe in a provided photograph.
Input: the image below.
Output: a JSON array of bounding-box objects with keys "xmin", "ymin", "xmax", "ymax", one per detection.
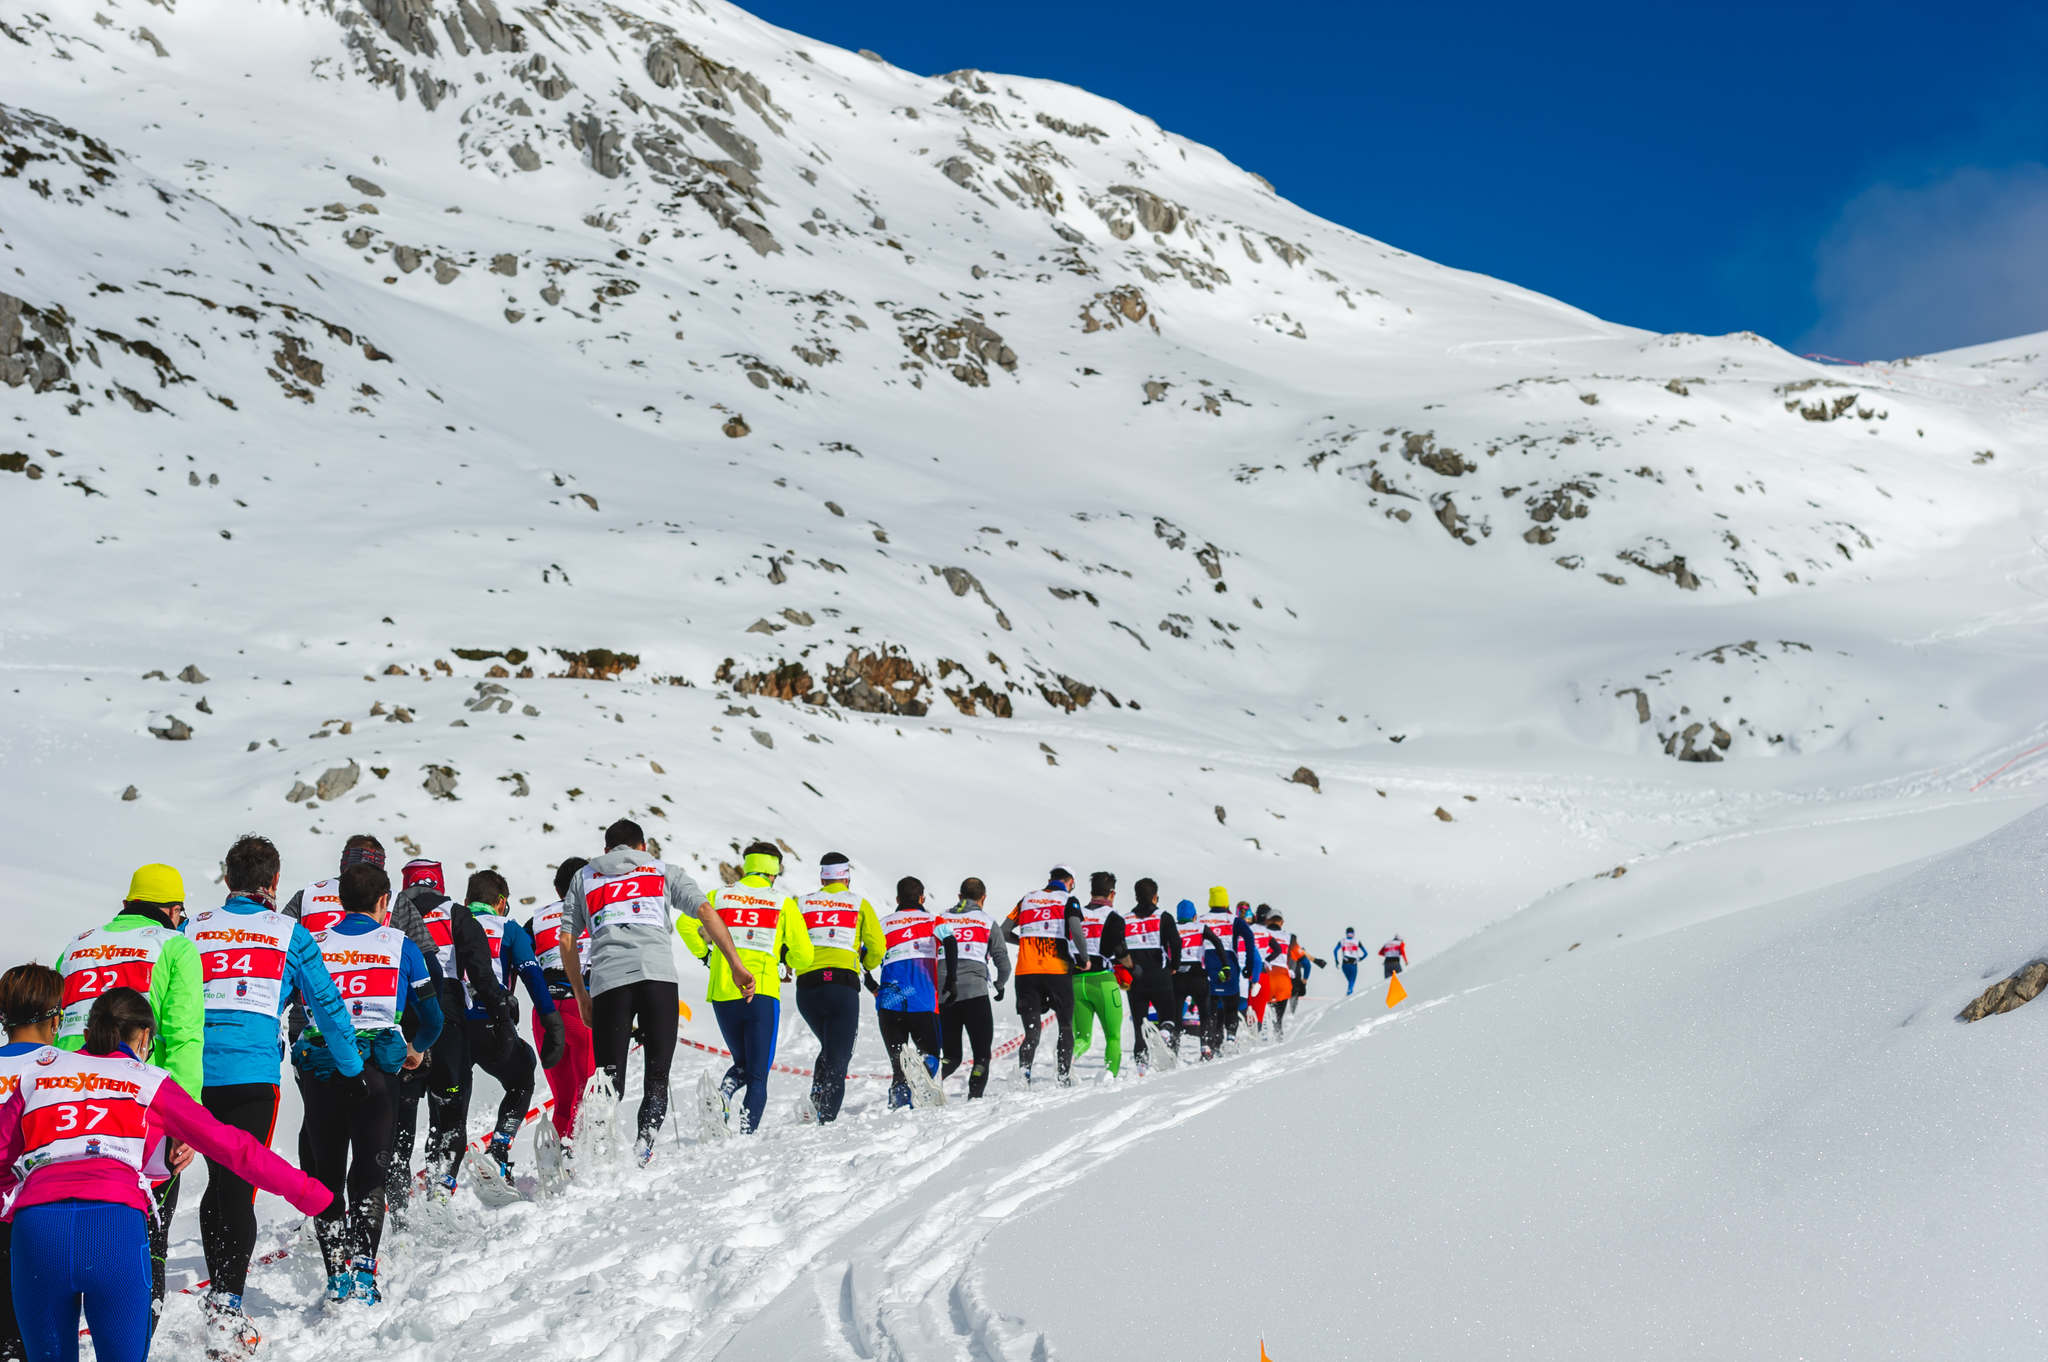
[
  {"xmin": 534, "ymin": 1121, "xmax": 570, "ymax": 1197},
  {"xmin": 202, "ymin": 1292, "xmax": 260, "ymax": 1361},
  {"xmin": 1142, "ymin": 1022, "xmax": 1179, "ymax": 1071},
  {"xmin": 351, "ymin": 1257, "xmax": 382, "ymax": 1306},
  {"xmin": 904, "ymin": 1058, "xmax": 948, "ymax": 1109},
  {"xmin": 793, "ymin": 1091, "xmax": 817, "ymax": 1125},
  {"xmin": 463, "ymin": 1147, "xmax": 527, "ymax": 1208},
  {"xmin": 571, "ymin": 1072, "xmax": 618, "ymax": 1166},
  {"xmin": 325, "ymin": 1272, "xmax": 354, "ymax": 1305},
  {"xmin": 696, "ymin": 1069, "xmax": 730, "ymax": 1141}
]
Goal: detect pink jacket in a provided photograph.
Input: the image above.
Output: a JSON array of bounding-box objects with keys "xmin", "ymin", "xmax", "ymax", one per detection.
[{"xmin": 0, "ymin": 1067, "xmax": 330, "ymax": 1220}]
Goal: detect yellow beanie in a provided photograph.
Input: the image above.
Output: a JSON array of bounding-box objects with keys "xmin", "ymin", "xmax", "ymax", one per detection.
[
  {"xmin": 125, "ymin": 863, "xmax": 185, "ymax": 905},
  {"xmin": 1207, "ymin": 885, "xmax": 1230, "ymax": 909}
]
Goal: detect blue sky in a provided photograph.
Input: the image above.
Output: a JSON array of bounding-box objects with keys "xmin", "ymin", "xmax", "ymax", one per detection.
[{"xmin": 746, "ymin": 0, "xmax": 2048, "ymax": 358}]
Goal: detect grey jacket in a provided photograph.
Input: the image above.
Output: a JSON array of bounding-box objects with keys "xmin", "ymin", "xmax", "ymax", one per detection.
[
  {"xmin": 936, "ymin": 903, "xmax": 1012, "ymax": 1002},
  {"xmin": 562, "ymin": 847, "xmax": 708, "ymax": 995}
]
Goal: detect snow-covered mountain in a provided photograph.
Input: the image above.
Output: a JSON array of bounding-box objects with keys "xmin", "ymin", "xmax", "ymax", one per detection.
[
  {"xmin": 5, "ymin": 2, "xmax": 2048, "ymax": 1353},
  {"xmin": 7, "ymin": 0, "xmax": 2047, "ymax": 958}
]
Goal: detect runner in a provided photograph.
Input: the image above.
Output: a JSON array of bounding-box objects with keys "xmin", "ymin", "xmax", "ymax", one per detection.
[
  {"xmin": 281, "ymin": 832, "xmax": 386, "ymax": 934},
  {"xmin": 1119, "ymin": 878, "xmax": 1176, "ymax": 1073},
  {"xmin": 380, "ymin": 857, "xmax": 466, "ymax": 1213},
  {"xmin": 430, "ymin": 870, "xmax": 566, "ymax": 1196},
  {"xmin": 188, "ymin": 834, "xmax": 364, "ymax": 1359},
  {"xmin": 526, "ymin": 857, "xmax": 595, "ymax": 1143},
  {"xmin": 1292, "ymin": 929, "xmax": 1323, "ymax": 1001},
  {"xmin": 1069, "ymin": 872, "xmax": 1128, "ymax": 1077},
  {"xmin": 682, "ymin": 842, "xmax": 811, "ymax": 1135},
  {"xmin": 293, "ymin": 862, "xmax": 443, "ymax": 1305},
  {"xmin": 1264, "ymin": 912, "xmax": 1296, "ymax": 1040},
  {"xmin": 874, "ymin": 877, "xmax": 942, "ymax": 1109},
  {"xmin": 1246, "ymin": 906, "xmax": 1276, "ymax": 1031},
  {"xmin": 935, "ymin": 877, "xmax": 1009, "ymax": 1099},
  {"xmin": 1200, "ymin": 889, "xmax": 1261, "ymax": 1054},
  {"xmin": 791, "ymin": 852, "xmax": 884, "ymax": 1124},
  {"xmin": 563, "ymin": 819, "xmax": 753, "ymax": 1161},
  {"xmin": 1334, "ymin": 928, "xmax": 1367, "ymax": 995},
  {"xmin": 417, "ymin": 867, "xmax": 526, "ymax": 1197},
  {"xmin": 1381, "ymin": 934, "xmax": 1409, "ymax": 978},
  {"xmin": 0, "ymin": 987, "xmax": 331, "ymax": 1362},
  {"xmin": 1168, "ymin": 899, "xmax": 1218, "ymax": 1061},
  {"xmin": 0, "ymin": 962, "xmax": 63, "ymax": 1362},
  {"xmin": 54, "ymin": 862, "xmax": 203, "ymax": 1320},
  {"xmin": 1000, "ymin": 868, "xmax": 1086, "ymax": 1086}
]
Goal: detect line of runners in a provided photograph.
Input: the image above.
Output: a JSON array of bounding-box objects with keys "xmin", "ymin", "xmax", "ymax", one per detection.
[{"xmin": 0, "ymin": 817, "xmax": 1409, "ymax": 1362}]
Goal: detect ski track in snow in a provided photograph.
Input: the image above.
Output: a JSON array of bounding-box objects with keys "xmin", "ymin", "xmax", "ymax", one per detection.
[{"xmin": 169, "ymin": 996, "xmax": 1438, "ymax": 1362}]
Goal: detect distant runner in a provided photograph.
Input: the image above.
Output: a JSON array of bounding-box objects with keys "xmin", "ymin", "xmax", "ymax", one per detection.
[
  {"xmin": 791, "ymin": 852, "xmax": 884, "ymax": 1124},
  {"xmin": 1381, "ymin": 935, "xmax": 1408, "ymax": 979},
  {"xmin": 935, "ymin": 877, "xmax": 1010, "ymax": 1099},
  {"xmin": 1334, "ymin": 929, "xmax": 1367, "ymax": 995},
  {"xmin": 684, "ymin": 842, "xmax": 811, "ymax": 1135},
  {"xmin": 564, "ymin": 819, "xmax": 753, "ymax": 1161},
  {"xmin": 1001, "ymin": 868, "xmax": 1087, "ymax": 1087}
]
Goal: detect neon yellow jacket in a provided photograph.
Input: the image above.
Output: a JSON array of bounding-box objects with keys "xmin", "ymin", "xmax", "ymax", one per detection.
[
  {"xmin": 681, "ymin": 875, "xmax": 814, "ymax": 1002},
  {"xmin": 56, "ymin": 912, "xmax": 204, "ymax": 1095},
  {"xmin": 797, "ymin": 882, "xmax": 886, "ymax": 974}
]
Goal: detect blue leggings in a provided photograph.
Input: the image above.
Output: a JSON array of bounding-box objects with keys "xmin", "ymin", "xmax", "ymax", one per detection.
[
  {"xmin": 710, "ymin": 997, "xmax": 779, "ymax": 1134},
  {"xmin": 10, "ymin": 1201, "xmax": 152, "ymax": 1362}
]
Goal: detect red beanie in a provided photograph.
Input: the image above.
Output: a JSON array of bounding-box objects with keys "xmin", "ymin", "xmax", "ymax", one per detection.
[{"xmin": 402, "ymin": 859, "xmax": 444, "ymax": 893}]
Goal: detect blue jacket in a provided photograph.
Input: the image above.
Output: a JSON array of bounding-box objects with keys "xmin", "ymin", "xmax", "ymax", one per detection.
[
  {"xmin": 466, "ymin": 911, "xmax": 557, "ymax": 1020},
  {"xmin": 1207, "ymin": 917, "xmax": 1263, "ymax": 997},
  {"xmin": 876, "ymin": 914, "xmax": 939, "ymax": 1014},
  {"xmin": 293, "ymin": 913, "xmax": 442, "ymax": 1076},
  {"xmin": 190, "ymin": 895, "xmax": 363, "ymax": 1085}
]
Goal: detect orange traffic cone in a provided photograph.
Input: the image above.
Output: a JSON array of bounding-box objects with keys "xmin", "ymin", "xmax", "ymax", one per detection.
[{"xmin": 1386, "ymin": 972, "xmax": 1407, "ymax": 1007}]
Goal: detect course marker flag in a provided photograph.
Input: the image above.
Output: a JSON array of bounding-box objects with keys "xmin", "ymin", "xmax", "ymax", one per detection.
[
  {"xmin": 1386, "ymin": 973, "xmax": 1407, "ymax": 1007},
  {"xmin": 1261, "ymin": 1341, "xmax": 1276, "ymax": 1361}
]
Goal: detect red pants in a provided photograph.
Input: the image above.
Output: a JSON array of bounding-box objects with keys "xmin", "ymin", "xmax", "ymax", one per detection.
[
  {"xmin": 534, "ymin": 1001, "xmax": 596, "ymax": 1138},
  {"xmin": 1247, "ymin": 979, "xmax": 1269, "ymax": 1024}
]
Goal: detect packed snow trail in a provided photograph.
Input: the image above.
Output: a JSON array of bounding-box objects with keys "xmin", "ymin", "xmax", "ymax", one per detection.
[{"xmin": 155, "ymin": 993, "xmax": 1427, "ymax": 1361}]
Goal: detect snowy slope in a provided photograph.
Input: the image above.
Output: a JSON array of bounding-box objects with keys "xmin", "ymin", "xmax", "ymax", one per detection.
[
  {"xmin": 5, "ymin": 0, "xmax": 2048, "ymax": 1355},
  {"xmin": 4, "ymin": 0, "xmax": 2048, "ymax": 973}
]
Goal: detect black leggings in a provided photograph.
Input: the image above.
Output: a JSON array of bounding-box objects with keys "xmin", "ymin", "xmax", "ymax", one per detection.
[
  {"xmin": 302, "ymin": 1067, "xmax": 397, "ymax": 1275},
  {"xmin": 1205, "ymin": 994, "xmax": 1241, "ymax": 1053},
  {"xmin": 1384, "ymin": 956, "xmax": 1403, "ymax": 978},
  {"xmin": 939, "ymin": 995, "xmax": 994, "ymax": 1097},
  {"xmin": 427, "ymin": 1014, "xmax": 536, "ymax": 1176},
  {"xmin": 198, "ymin": 1083, "xmax": 280, "ymax": 1299},
  {"xmin": 1272, "ymin": 996, "xmax": 1290, "ymax": 1038},
  {"xmin": 387, "ymin": 1062, "xmax": 430, "ymax": 1210},
  {"xmin": 1125, "ymin": 969, "xmax": 1174, "ymax": 1062},
  {"xmin": 0, "ymin": 1220, "xmax": 19, "ymax": 1362},
  {"xmin": 1013, "ymin": 974, "xmax": 1074, "ymax": 1080},
  {"xmin": 1172, "ymin": 970, "xmax": 1214, "ymax": 1057},
  {"xmin": 877, "ymin": 1009, "xmax": 940, "ymax": 1093},
  {"xmin": 591, "ymin": 979, "xmax": 680, "ymax": 1142},
  {"xmin": 795, "ymin": 976, "xmax": 861, "ymax": 1122}
]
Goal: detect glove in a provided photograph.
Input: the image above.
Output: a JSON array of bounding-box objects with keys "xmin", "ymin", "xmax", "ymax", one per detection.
[
  {"xmin": 1114, "ymin": 966, "xmax": 1133, "ymax": 990},
  {"xmin": 331, "ymin": 1071, "xmax": 370, "ymax": 1105},
  {"xmin": 940, "ymin": 982, "xmax": 956, "ymax": 1007},
  {"xmin": 993, "ymin": 983, "xmax": 1005, "ymax": 1002},
  {"xmin": 862, "ymin": 971, "xmax": 880, "ymax": 996},
  {"xmin": 538, "ymin": 1009, "xmax": 567, "ymax": 1070}
]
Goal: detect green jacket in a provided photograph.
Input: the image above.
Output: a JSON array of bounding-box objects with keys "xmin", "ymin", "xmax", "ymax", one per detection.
[
  {"xmin": 681, "ymin": 875, "xmax": 814, "ymax": 1002},
  {"xmin": 56, "ymin": 911, "xmax": 205, "ymax": 1095}
]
